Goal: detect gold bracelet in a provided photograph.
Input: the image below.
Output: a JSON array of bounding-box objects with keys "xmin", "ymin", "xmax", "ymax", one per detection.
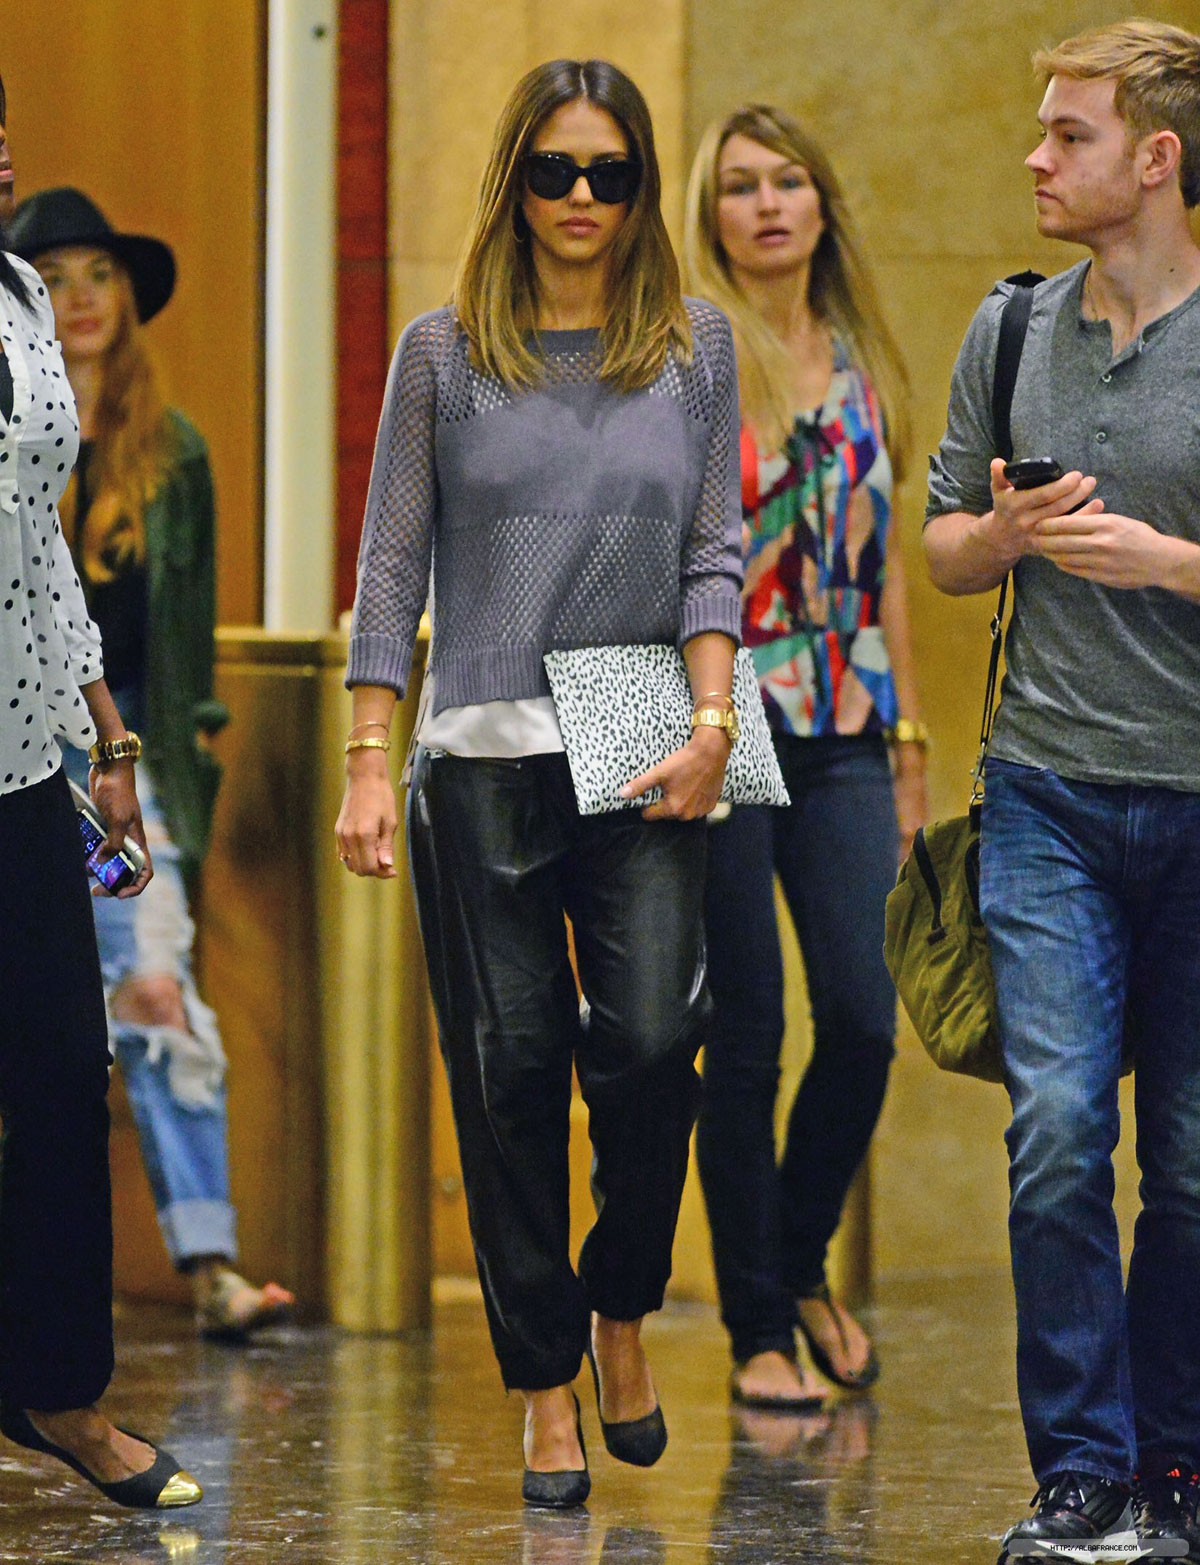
[
  {"xmin": 888, "ymin": 718, "xmax": 929, "ymax": 750},
  {"xmin": 87, "ymin": 730, "xmax": 143, "ymax": 765},
  {"xmin": 345, "ymin": 737, "xmax": 391, "ymax": 754},
  {"xmin": 348, "ymin": 721, "xmax": 390, "ymax": 737},
  {"xmin": 693, "ymin": 690, "xmax": 734, "ymax": 710}
]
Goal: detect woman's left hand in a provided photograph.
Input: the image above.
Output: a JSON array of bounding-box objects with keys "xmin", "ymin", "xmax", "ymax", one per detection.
[
  {"xmin": 89, "ymin": 759, "xmax": 153, "ymax": 897},
  {"xmin": 622, "ymin": 728, "xmax": 730, "ymax": 821},
  {"xmin": 892, "ymin": 751, "xmax": 928, "ymax": 863}
]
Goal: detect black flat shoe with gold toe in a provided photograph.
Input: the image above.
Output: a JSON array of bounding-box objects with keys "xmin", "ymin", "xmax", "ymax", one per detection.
[{"xmin": 0, "ymin": 1404, "xmax": 203, "ymax": 1509}]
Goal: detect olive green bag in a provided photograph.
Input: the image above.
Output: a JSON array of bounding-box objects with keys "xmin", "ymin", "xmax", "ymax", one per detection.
[
  {"xmin": 883, "ymin": 606, "xmax": 1005, "ymax": 1083},
  {"xmin": 883, "ymin": 274, "xmax": 1041, "ymax": 1083},
  {"xmin": 885, "ymin": 816, "xmax": 1000, "ymax": 1077}
]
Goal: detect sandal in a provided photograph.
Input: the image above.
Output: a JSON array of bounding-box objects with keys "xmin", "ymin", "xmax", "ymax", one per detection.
[
  {"xmin": 730, "ymin": 1372, "xmax": 826, "ymax": 1414},
  {"xmin": 796, "ymin": 1284, "xmax": 880, "ymax": 1391},
  {"xmin": 197, "ymin": 1267, "xmax": 293, "ymax": 1342}
]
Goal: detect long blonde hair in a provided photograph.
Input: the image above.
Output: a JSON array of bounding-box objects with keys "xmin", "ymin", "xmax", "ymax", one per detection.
[
  {"xmin": 453, "ymin": 58, "xmax": 691, "ymax": 392},
  {"xmin": 58, "ymin": 262, "xmax": 174, "ymax": 581},
  {"xmin": 684, "ymin": 104, "xmax": 910, "ymax": 476}
]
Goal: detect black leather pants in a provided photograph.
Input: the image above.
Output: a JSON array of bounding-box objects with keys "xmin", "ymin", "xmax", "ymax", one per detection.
[{"xmin": 408, "ymin": 748, "xmax": 709, "ymax": 1391}]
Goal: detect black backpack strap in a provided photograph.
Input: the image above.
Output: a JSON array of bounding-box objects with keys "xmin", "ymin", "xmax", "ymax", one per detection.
[
  {"xmin": 972, "ymin": 271, "xmax": 1044, "ymax": 806},
  {"xmin": 991, "ymin": 271, "xmax": 1043, "ymax": 463}
]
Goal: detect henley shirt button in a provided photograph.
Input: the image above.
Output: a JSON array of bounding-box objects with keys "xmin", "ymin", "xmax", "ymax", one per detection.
[
  {"xmin": 1096, "ymin": 431, "xmax": 1108, "ymax": 443},
  {"xmin": 1101, "ymin": 372, "xmax": 1113, "ymax": 383}
]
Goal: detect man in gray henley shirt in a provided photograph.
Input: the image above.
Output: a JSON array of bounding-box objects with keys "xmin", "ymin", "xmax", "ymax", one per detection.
[{"xmin": 924, "ymin": 20, "xmax": 1200, "ymax": 1561}]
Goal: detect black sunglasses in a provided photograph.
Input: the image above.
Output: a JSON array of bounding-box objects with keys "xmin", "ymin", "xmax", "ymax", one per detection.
[{"xmin": 523, "ymin": 153, "xmax": 642, "ymax": 205}]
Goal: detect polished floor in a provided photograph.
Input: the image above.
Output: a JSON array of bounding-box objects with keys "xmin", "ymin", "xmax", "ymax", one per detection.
[{"xmin": 0, "ymin": 1270, "xmax": 1034, "ymax": 1564}]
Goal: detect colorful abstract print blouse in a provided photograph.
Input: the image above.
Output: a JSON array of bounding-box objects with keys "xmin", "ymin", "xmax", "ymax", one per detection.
[{"xmin": 741, "ymin": 352, "xmax": 898, "ymax": 738}]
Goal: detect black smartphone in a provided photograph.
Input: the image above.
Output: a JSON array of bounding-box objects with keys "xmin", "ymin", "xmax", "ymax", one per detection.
[
  {"xmin": 1003, "ymin": 457, "xmax": 1064, "ymax": 490},
  {"xmin": 69, "ymin": 779, "xmax": 146, "ymax": 894}
]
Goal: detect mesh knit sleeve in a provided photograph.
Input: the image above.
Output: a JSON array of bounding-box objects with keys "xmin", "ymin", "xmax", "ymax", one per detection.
[
  {"xmin": 679, "ymin": 299, "xmax": 743, "ymax": 648},
  {"xmin": 345, "ymin": 309, "xmax": 451, "ymax": 693}
]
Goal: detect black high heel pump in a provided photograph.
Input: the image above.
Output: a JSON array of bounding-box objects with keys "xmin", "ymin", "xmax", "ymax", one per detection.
[
  {"xmin": 586, "ymin": 1343, "xmax": 667, "ymax": 1467},
  {"xmin": 522, "ymin": 1390, "xmax": 590, "ymax": 1509}
]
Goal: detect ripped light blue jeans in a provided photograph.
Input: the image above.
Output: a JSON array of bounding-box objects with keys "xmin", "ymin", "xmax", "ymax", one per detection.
[{"xmin": 64, "ymin": 747, "xmax": 236, "ymax": 1268}]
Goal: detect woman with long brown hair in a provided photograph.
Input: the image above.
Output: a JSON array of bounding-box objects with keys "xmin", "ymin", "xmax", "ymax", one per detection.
[
  {"xmin": 9, "ymin": 187, "xmax": 292, "ymax": 1343},
  {"xmin": 337, "ymin": 59, "xmax": 742, "ymax": 1506},
  {"xmin": 684, "ymin": 106, "xmax": 926, "ymax": 1410}
]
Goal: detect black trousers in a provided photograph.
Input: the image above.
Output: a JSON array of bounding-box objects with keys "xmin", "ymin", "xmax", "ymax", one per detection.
[
  {"xmin": 409, "ymin": 748, "xmax": 708, "ymax": 1390},
  {"xmin": 0, "ymin": 767, "xmax": 114, "ymax": 1410}
]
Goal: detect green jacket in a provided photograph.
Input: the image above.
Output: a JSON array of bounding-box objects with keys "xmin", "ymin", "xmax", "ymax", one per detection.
[{"xmin": 141, "ymin": 409, "xmax": 229, "ymax": 883}]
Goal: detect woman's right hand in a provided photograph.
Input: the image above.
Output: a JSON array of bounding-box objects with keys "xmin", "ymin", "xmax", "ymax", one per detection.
[
  {"xmin": 90, "ymin": 758, "xmax": 154, "ymax": 898},
  {"xmin": 335, "ymin": 756, "xmax": 398, "ymax": 878}
]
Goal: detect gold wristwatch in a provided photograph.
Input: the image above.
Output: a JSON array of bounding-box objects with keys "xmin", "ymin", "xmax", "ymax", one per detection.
[
  {"xmin": 691, "ymin": 706, "xmax": 740, "ymax": 745},
  {"xmin": 888, "ymin": 717, "xmax": 929, "ymax": 751},
  {"xmin": 87, "ymin": 731, "xmax": 143, "ymax": 766}
]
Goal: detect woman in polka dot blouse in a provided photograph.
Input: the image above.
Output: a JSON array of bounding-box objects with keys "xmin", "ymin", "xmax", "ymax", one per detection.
[{"xmin": 0, "ymin": 75, "xmax": 201, "ymax": 1509}]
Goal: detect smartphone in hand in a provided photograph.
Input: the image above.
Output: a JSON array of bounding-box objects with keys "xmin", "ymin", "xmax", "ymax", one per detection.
[
  {"xmin": 69, "ymin": 778, "xmax": 145, "ymax": 894},
  {"xmin": 1003, "ymin": 457, "xmax": 1064, "ymax": 490}
]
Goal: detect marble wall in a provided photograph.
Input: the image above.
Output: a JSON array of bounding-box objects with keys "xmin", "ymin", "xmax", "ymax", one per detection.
[
  {"xmin": 687, "ymin": 0, "xmax": 1198, "ymax": 1280},
  {"xmin": 388, "ymin": 0, "xmax": 689, "ymax": 325},
  {"xmin": 385, "ymin": 0, "xmax": 696, "ymax": 1283},
  {"xmin": 389, "ymin": 0, "xmax": 1196, "ymax": 1291},
  {"xmin": 3, "ymin": 3, "xmax": 265, "ymax": 626}
]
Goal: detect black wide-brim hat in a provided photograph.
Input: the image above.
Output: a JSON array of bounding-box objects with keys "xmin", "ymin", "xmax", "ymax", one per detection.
[{"xmin": 7, "ymin": 187, "xmax": 176, "ymax": 323}]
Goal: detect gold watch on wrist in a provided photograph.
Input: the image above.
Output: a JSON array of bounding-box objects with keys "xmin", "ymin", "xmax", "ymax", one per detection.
[
  {"xmin": 691, "ymin": 705, "xmax": 740, "ymax": 745},
  {"xmin": 87, "ymin": 730, "xmax": 143, "ymax": 766},
  {"xmin": 888, "ymin": 717, "xmax": 929, "ymax": 751}
]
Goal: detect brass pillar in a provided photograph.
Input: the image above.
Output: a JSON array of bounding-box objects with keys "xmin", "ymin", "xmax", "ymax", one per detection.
[{"xmin": 204, "ymin": 629, "xmax": 431, "ymax": 1330}]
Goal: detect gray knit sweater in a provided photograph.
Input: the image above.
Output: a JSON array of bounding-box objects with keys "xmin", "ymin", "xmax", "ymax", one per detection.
[{"xmin": 346, "ymin": 299, "xmax": 743, "ymax": 710}]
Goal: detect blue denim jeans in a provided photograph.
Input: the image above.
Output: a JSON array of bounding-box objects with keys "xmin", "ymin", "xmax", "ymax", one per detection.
[
  {"xmin": 981, "ymin": 758, "xmax": 1200, "ymax": 1484},
  {"xmin": 697, "ymin": 735, "xmax": 898, "ymax": 1364},
  {"xmin": 63, "ymin": 745, "xmax": 236, "ymax": 1268}
]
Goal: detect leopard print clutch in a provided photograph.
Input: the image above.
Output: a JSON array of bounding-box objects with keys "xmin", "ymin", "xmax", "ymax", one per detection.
[{"xmin": 543, "ymin": 644, "xmax": 789, "ymax": 815}]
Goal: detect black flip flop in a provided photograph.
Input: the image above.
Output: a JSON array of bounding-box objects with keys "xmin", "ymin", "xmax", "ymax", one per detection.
[
  {"xmin": 796, "ymin": 1285, "xmax": 881, "ymax": 1391},
  {"xmin": 729, "ymin": 1368, "xmax": 826, "ymax": 1413}
]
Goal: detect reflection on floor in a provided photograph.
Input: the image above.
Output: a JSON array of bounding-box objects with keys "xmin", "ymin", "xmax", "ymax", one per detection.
[{"xmin": 0, "ymin": 1271, "xmax": 1032, "ymax": 1564}]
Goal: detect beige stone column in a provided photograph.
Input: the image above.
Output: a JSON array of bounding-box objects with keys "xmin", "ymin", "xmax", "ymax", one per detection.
[
  {"xmin": 388, "ymin": 0, "xmax": 689, "ymax": 323},
  {"xmin": 387, "ymin": 0, "xmax": 698, "ymax": 1293}
]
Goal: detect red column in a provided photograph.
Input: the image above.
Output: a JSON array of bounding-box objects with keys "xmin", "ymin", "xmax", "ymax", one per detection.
[{"xmin": 336, "ymin": 0, "xmax": 390, "ymax": 618}]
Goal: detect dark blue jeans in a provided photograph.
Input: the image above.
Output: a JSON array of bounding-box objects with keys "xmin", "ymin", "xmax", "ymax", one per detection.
[
  {"xmin": 697, "ymin": 735, "xmax": 898, "ymax": 1364},
  {"xmin": 981, "ymin": 759, "xmax": 1200, "ymax": 1484}
]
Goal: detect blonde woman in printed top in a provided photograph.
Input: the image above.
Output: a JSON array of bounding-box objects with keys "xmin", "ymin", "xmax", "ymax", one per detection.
[
  {"xmin": 337, "ymin": 59, "xmax": 742, "ymax": 1507},
  {"xmin": 684, "ymin": 105, "xmax": 927, "ymax": 1412},
  {"xmin": 0, "ymin": 71, "xmax": 199, "ymax": 1509}
]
